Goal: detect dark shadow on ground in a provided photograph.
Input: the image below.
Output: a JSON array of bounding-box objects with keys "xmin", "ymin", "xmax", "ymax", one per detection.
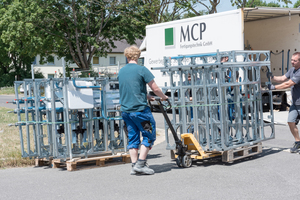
[
  {"xmin": 147, "ymin": 153, "xmax": 163, "ymax": 160},
  {"xmin": 193, "ymin": 147, "xmax": 284, "ymax": 167},
  {"xmin": 33, "ymin": 146, "xmax": 286, "ymax": 172},
  {"xmin": 142, "ymin": 146, "xmax": 286, "ymax": 172},
  {"xmin": 149, "ymin": 163, "xmax": 180, "ymax": 174}
]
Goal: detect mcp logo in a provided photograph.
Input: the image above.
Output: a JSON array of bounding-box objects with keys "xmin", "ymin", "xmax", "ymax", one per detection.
[{"xmin": 165, "ymin": 27, "xmax": 174, "ymax": 47}]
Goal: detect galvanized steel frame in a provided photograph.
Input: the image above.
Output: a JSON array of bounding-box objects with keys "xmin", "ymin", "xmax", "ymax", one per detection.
[
  {"xmin": 152, "ymin": 50, "xmax": 275, "ymax": 152},
  {"xmin": 12, "ymin": 77, "xmax": 126, "ymax": 160}
]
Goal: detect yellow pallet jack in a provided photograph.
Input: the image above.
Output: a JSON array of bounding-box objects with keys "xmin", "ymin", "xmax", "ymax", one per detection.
[{"xmin": 154, "ymin": 98, "xmax": 222, "ymax": 168}]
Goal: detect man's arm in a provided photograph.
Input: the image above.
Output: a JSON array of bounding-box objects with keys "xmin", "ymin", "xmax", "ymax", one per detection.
[
  {"xmin": 147, "ymin": 80, "xmax": 168, "ymax": 100},
  {"xmin": 272, "ymin": 75, "xmax": 288, "ymax": 83},
  {"xmin": 273, "ymin": 79, "xmax": 295, "ymax": 90}
]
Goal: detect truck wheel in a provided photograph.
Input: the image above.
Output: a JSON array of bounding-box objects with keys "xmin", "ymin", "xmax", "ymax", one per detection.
[
  {"xmin": 280, "ymin": 100, "xmax": 288, "ymax": 111},
  {"xmin": 263, "ymin": 105, "xmax": 269, "ymax": 112},
  {"xmin": 181, "ymin": 155, "xmax": 192, "ymax": 168},
  {"xmin": 176, "ymin": 156, "xmax": 183, "ymax": 168}
]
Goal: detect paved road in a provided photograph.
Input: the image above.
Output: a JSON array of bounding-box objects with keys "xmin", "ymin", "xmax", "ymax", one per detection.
[
  {"xmin": 0, "ymin": 95, "xmax": 17, "ymax": 109},
  {"xmin": 0, "ymin": 96, "xmax": 300, "ymax": 200},
  {"xmin": 0, "ymin": 125, "xmax": 299, "ymax": 200}
]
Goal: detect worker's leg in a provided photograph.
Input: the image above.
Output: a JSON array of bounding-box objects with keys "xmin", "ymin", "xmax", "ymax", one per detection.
[
  {"xmin": 288, "ymin": 122, "xmax": 300, "ymax": 141},
  {"xmin": 287, "ymin": 105, "xmax": 300, "ymax": 141},
  {"xmin": 121, "ymin": 112, "xmax": 141, "ymax": 174},
  {"xmin": 139, "ymin": 145, "xmax": 150, "ymax": 160},
  {"xmin": 139, "ymin": 108, "xmax": 156, "ymax": 150},
  {"xmin": 131, "ymin": 107, "xmax": 156, "ymax": 175},
  {"xmin": 129, "ymin": 148, "xmax": 139, "ymax": 163},
  {"xmin": 288, "ymin": 122, "xmax": 300, "ymax": 153},
  {"xmin": 287, "ymin": 105, "xmax": 300, "ymax": 153}
]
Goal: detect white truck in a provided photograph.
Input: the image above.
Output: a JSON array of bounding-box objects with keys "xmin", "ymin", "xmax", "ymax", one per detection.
[{"xmin": 139, "ymin": 7, "xmax": 300, "ymax": 111}]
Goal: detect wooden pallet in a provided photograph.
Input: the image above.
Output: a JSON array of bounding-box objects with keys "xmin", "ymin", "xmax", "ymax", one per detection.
[
  {"xmin": 50, "ymin": 152, "xmax": 116, "ymax": 169},
  {"xmin": 35, "ymin": 157, "xmax": 53, "ymax": 167},
  {"xmin": 50, "ymin": 151, "xmax": 116, "ymax": 169},
  {"xmin": 66, "ymin": 153, "xmax": 131, "ymax": 171},
  {"xmin": 222, "ymin": 142, "xmax": 262, "ymax": 162},
  {"xmin": 52, "ymin": 159, "xmax": 66, "ymax": 169}
]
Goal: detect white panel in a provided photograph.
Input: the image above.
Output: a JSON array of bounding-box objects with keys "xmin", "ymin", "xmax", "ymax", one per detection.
[
  {"xmin": 245, "ymin": 14, "xmax": 300, "ymax": 83},
  {"xmin": 44, "ymin": 84, "xmax": 63, "ymax": 109},
  {"xmin": 145, "ymin": 9, "xmax": 244, "ymax": 87},
  {"xmin": 67, "ymin": 81, "xmax": 94, "ymax": 109}
]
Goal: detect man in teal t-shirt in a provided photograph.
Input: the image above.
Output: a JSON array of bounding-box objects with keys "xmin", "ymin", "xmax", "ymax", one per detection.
[
  {"xmin": 118, "ymin": 45, "xmax": 168, "ymax": 175},
  {"xmin": 118, "ymin": 63, "xmax": 154, "ymax": 113}
]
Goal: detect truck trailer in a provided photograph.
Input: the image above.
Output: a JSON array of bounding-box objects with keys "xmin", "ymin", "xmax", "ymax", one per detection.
[{"xmin": 139, "ymin": 7, "xmax": 300, "ymax": 110}]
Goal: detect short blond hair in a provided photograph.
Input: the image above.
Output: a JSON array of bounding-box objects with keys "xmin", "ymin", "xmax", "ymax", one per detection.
[
  {"xmin": 293, "ymin": 52, "xmax": 300, "ymax": 61},
  {"xmin": 124, "ymin": 45, "xmax": 141, "ymax": 61}
]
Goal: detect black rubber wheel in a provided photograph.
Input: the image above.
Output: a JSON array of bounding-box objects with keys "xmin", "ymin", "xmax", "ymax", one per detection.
[
  {"xmin": 181, "ymin": 155, "xmax": 192, "ymax": 168},
  {"xmin": 176, "ymin": 156, "xmax": 183, "ymax": 168}
]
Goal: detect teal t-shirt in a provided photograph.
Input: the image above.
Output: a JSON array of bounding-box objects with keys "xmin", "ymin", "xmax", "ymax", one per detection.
[{"xmin": 118, "ymin": 63, "xmax": 155, "ymax": 113}]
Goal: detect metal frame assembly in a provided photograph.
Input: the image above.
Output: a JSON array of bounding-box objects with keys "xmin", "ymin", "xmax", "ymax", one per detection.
[
  {"xmin": 9, "ymin": 49, "xmax": 275, "ymax": 168},
  {"xmin": 152, "ymin": 50, "xmax": 275, "ymax": 163},
  {"xmin": 10, "ymin": 73, "xmax": 126, "ymax": 162}
]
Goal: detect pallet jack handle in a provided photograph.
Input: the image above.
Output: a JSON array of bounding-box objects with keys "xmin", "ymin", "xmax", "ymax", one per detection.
[{"xmin": 152, "ymin": 97, "xmax": 186, "ymax": 156}]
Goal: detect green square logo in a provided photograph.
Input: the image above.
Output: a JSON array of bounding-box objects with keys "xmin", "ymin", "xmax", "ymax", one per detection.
[{"xmin": 165, "ymin": 28, "xmax": 174, "ymax": 46}]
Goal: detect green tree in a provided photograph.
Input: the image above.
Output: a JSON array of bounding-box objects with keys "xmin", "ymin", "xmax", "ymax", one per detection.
[
  {"xmin": 179, "ymin": 0, "xmax": 220, "ymax": 15},
  {"xmin": 245, "ymin": 0, "xmax": 280, "ymax": 7},
  {"xmin": 181, "ymin": 10, "xmax": 208, "ymax": 19},
  {"xmin": 266, "ymin": 1, "xmax": 281, "ymax": 7},
  {"xmin": 0, "ymin": 0, "xmax": 192, "ymax": 77},
  {"xmin": 131, "ymin": 0, "xmax": 191, "ymax": 24},
  {"xmin": 197, "ymin": 0, "xmax": 221, "ymax": 14},
  {"xmin": 0, "ymin": 36, "xmax": 12, "ymax": 76},
  {"xmin": 294, "ymin": 0, "xmax": 300, "ymax": 7},
  {"xmin": 0, "ymin": 0, "xmax": 44, "ymax": 85},
  {"xmin": 1, "ymin": 0, "xmax": 146, "ymax": 70},
  {"xmin": 231, "ymin": 0, "xmax": 291, "ymax": 8}
]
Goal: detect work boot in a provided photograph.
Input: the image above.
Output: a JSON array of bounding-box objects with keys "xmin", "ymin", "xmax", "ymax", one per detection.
[
  {"xmin": 133, "ymin": 159, "xmax": 155, "ymax": 175},
  {"xmin": 130, "ymin": 163, "xmax": 138, "ymax": 175},
  {"xmin": 290, "ymin": 141, "xmax": 300, "ymax": 153}
]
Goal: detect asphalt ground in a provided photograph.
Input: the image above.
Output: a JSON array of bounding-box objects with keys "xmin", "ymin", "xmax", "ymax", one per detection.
[
  {"xmin": 0, "ymin": 95, "xmax": 17, "ymax": 109},
  {"xmin": 0, "ymin": 95, "xmax": 300, "ymax": 200}
]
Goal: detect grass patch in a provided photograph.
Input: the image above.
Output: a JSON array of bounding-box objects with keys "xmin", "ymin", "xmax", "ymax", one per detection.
[
  {"xmin": 0, "ymin": 87, "xmax": 16, "ymax": 95},
  {"xmin": 0, "ymin": 107, "xmax": 35, "ymax": 169}
]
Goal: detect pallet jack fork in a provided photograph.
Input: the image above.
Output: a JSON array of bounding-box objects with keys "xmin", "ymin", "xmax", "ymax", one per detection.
[{"xmin": 154, "ymin": 98, "xmax": 222, "ymax": 168}]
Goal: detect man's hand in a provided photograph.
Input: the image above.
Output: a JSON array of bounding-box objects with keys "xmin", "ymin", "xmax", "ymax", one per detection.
[
  {"xmin": 266, "ymin": 72, "xmax": 274, "ymax": 79},
  {"xmin": 161, "ymin": 95, "xmax": 168, "ymax": 101},
  {"xmin": 267, "ymin": 84, "xmax": 276, "ymax": 90},
  {"xmin": 147, "ymin": 95, "xmax": 155, "ymax": 101}
]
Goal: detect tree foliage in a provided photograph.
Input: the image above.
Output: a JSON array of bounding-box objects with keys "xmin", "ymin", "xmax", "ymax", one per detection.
[
  {"xmin": 130, "ymin": 0, "xmax": 191, "ymax": 24},
  {"xmin": 179, "ymin": 0, "xmax": 219, "ymax": 15},
  {"xmin": 197, "ymin": 0, "xmax": 221, "ymax": 14},
  {"xmin": 181, "ymin": 10, "xmax": 208, "ymax": 19},
  {"xmin": 294, "ymin": 0, "xmax": 300, "ymax": 8},
  {"xmin": 231, "ymin": 0, "xmax": 292, "ymax": 8},
  {"xmin": 245, "ymin": 0, "xmax": 280, "ymax": 7},
  {"xmin": 0, "ymin": 0, "xmax": 220, "ymax": 85},
  {"xmin": 0, "ymin": 0, "xmax": 195, "ymax": 86},
  {"xmin": 0, "ymin": 0, "xmax": 43, "ymax": 85},
  {"xmin": 1, "ymin": 0, "xmax": 146, "ymax": 70}
]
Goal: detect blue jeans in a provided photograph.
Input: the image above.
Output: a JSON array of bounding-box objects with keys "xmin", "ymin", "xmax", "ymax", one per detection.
[{"xmin": 122, "ymin": 107, "xmax": 156, "ymax": 149}]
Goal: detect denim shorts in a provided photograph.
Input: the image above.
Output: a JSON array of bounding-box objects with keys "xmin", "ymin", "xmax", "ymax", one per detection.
[
  {"xmin": 122, "ymin": 107, "xmax": 156, "ymax": 149},
  {"xmin": 287, "ymin": 104, "xmax": 300, "ymax": 123}
]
